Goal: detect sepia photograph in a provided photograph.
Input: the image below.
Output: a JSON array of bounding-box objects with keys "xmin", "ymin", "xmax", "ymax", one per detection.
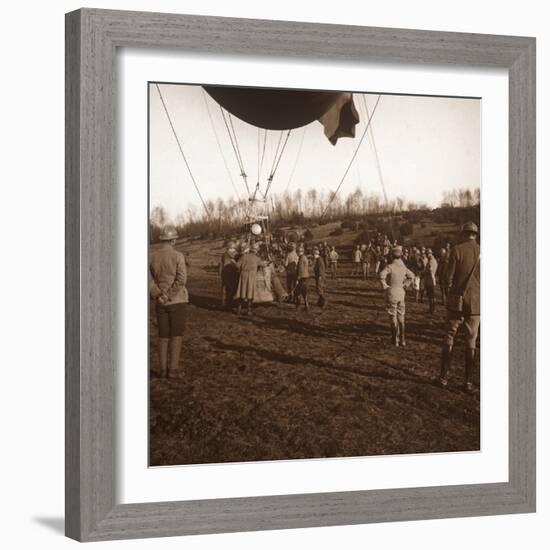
[{"xmin": 148, "ymin": 82, "xmax": 481, "ymax": 467}]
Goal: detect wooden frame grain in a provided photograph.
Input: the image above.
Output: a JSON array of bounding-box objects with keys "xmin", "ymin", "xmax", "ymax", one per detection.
[{"xmin": 65, "ymin": 8, "xmax": 536, "ymax": 542}]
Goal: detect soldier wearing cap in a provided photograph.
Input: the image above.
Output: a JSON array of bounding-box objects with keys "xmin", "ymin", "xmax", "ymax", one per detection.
[
  {"xmin": 379, "ymin": 245, "xmax": 415, "ymax": 347},
  {"xmin": 423, "ymin": 248, "xmax": 438, "ymax": 314},
  {"xmin": 149, "ymin": 225, "xmax": 189, "ymax": 378},
  {"xmin": 438, "ymin": 221, "xmax": 481, "ymax": 392},
  {"xmin": 219, "ymin": 240, "xmax": 239, "ymax": 310},
  {"xmin": 313, "ymin": 246, "xmax": 327, "ymax": 307},
  {"xmin": 235, "ymin": 241, "xmax": 263, "ymax": 316},
  {"xmin": 329, "ymin": 246, "xmax": 339, "ymax": 278},
  {"xmin": 295, "ymin": 244, "xmax": 310, "ymax": 310},
  {"xmin": 285, "ymin": 242, "xmax": 299, "ymax": 300}
]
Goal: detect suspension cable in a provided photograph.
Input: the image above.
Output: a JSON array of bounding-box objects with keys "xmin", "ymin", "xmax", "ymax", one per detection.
[
  {"xmin": 321, "ymin": 94, "xmax": 382, "ymax": 219},
  {"xmin": 284, "ymin": 126, "xmax": 307, "ymax": 194},
  {"xmin": 155, "ymin": 84, "xmax": 211, "ymax": 220},
  {"xmin": 362, "ymin": 94, "xmax": 388, "ymax": 205},
  {"xmin": 201, "ymin": 89, "xmax": 241, "ymax": 202},
  {"xmin": 263, "ymin": 129, "xmax": 292, "ymax": 199},
  {"xmin": 219, "ymin": 107, "xmax": 251, "ymax": 197}
]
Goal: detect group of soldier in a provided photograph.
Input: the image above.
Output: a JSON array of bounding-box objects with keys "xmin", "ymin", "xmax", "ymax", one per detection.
[{"xmin": 150, "ymin": 221, "xmax": 480, "ymax": 392}]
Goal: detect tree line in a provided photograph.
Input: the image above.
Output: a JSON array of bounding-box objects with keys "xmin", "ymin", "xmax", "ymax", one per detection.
[{"xmin": 150, "ymin": 186, "xmax": 480, "ymax": 242}]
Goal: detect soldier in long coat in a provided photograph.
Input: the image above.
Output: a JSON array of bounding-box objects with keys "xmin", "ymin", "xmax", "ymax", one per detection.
[
  {"xmin": 235, "ymin": 243, "xmax": 263, "ymax": 315},
  {"xmin": 438, "ymin": 222, "xmax": 481, "ymax": 392}
]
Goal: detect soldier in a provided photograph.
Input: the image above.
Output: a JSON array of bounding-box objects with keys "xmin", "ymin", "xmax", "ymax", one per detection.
[
  {"xmin": 329, "ymin": 246, "xmax": 339, "ymax": 278},
  {"xmin": 219, "ymin": 240, "xmax": 238, "ymax": 310},
  {"xmin": 235, "ymin": 242, "xmax": 263, "ymax": 316},
  {"xmin": 423, "ymin": 248, "xmax": 438, "ymax": 314},
  {"xmin": 379, "ymin": 245, "xmax": 415, "ymax": 347},
  {"xmin": 313, "ymin": 246, "xmax": 327, "ymax": 307},
  {"xmin": 352, "ymin": 245, "xmax": 362, "ymax": 276},
  {"xmin": 149, "ymin": 225, "xmax": 189, "ymax": 378},
  {"xmin": 361, "ymin": 243, "xmax": 370, "ymax": 280},
  {"xmin": 285, "ymin": 242, "xmax": 299, "ymax": 300},
  {"xmin": 437, "ymin": 247, "xmax": 450, "ymax": 305},
  {"xmin": 295, "ymin": 244, "xmax": 310, "ymax": 310},
  {"xmin": 438, "ymin": 221, "xmax": 481, "ymax": 392}
]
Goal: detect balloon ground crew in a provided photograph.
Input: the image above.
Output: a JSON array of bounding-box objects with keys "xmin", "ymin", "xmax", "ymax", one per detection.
[
  {"xmin": 149, "ymin": 225, "xmax": 189, "ymax": 378},
  {"xmin": 294, "ymin": 244, "xmax": 310, "ymax": 310},
  {"xmin": 235, "ymin": 242, "xmax": 263, "ymax": 316},
  {"xmin": 285, "ymin": 242, "xmax": 299, "ymax": 300},
  {"xmin": 313, "ymin": 246, "xmax": 327, "ymax": 308},
  {"xmin": 379, "ymin": 245, "xmax": 415, "ymax": 347},
  {"xmin": 438, "ymin": 221, "xmax": 481, "ymax": 392}
]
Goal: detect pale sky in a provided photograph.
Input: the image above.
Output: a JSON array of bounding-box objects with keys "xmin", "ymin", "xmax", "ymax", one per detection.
[{"xmin": 149, "ymin": 83, "xmax": 480, "ymax": 221}]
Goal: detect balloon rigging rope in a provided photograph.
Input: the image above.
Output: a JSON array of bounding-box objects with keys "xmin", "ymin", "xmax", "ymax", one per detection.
[
  {"xmin": 284, "ymin": 126, "xmax": 307, "ymax": 194},
  {"xmin": 321, "ymin": 94, "xmax": 382, "ymax": 220},
  {"xmin": 219, "ymin": 106, "xmax": 251, "ymax": 197},
  {"xmin": 201, "ymin": 89, "xmax": 242, "ymax": 202},
  {"xmin": 362, "ymin": 94, "xmax": 388, "ymax": 206},
  {"xmin": 263, "ymin": 129, "xmax": 292, "ymax": 199},
  {"xmin": 155, "ymin": 84, "xmax": 212, "ymax": 220}
]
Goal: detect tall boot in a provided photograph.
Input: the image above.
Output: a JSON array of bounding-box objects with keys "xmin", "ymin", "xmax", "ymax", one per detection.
[
  {"xmin": 464, "ymin": 349, "xmax": 476, "ymax": 392},
  {"xmin": 398, "ymin": 320, "xmax": 406, "ymax": 347},
  {"xmin": 247, "ymin": 300, "xmax": 253, "ymax": 316},
  {"xmin": 168, "ymin": 336, "xmax": 183, "ymax": 378},
  {"xmin": 429, "ymin": 297, "xmax": 436, "ymax": 314},
  {"xmin": 438, "ymin": 344, "xmax": 453, "ymax": 387},
  {"xmin": 390, "ymin": 320, "xmax": 399, "ymax": 347},
  {"xmin": 158, "ymin": 338, "xmax": 169, "ymax": 378}
]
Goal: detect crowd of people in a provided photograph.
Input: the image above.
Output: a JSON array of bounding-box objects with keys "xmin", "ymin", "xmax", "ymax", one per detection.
[{"xmin": 149, "ymin": 222, "xmax": 480, "ymax": 392}]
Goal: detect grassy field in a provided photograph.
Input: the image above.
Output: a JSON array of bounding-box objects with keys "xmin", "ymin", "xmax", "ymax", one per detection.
[{"xmin": 149, "ymin": 221, "xmax": 480, "ymax": 466}]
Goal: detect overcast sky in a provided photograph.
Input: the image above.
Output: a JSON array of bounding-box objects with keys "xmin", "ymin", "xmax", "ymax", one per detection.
[{"xmin": 149, "ymin": 83, "xmax": 480, "ymax": 221}]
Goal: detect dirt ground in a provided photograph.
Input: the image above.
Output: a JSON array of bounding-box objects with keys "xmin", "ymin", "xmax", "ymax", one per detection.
[{"xmin": 149, "ymin": 233, "xmax": 480, "ymax": 466}]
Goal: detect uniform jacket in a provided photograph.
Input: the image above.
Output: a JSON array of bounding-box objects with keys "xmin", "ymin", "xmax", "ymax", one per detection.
[
  {"xmin": 423, "ymin": 256, "xmax": 438, "ymax": 287},
  {"xmin": 297, "ymin": 254, "xmax": 309, "ymax": 279},
  {"xmin": 313, "ymin": 256, "xmax": 326, "ymax": 280},
  {"xmin": 285, "ymin": 250, "xmax": 299, "ymax": 274},
  {"xmin": 149, "ymin": 245, "xmax": 189, "ymax": 304},
  {"xmin": 379, "ymin": 258, "xmax": 415, "ymax": 302},
  {"xmin": 447, "ymin": 239, "xmax": 480, "ymax": 314}
]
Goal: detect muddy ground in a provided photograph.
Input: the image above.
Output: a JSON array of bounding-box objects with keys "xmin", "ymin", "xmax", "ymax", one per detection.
[{"xmin": 149, "ymin": 231, "xmax": 480, "ymax": 466}]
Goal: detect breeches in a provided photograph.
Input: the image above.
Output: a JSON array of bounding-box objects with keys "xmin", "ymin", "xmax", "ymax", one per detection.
[
  {"xmin": 386, "ymin": 295, "xmax": 406, "ymax": 323},
  {"xmin": 295, "ymin": 278, "xmax": 309, "ymax": 299},
  {"xmin": 445, "ymin": 313, "xmax": 480, "ymax": 349},
  {"xmin": 315, "ymin": 278, "xmax": 325, "ymax": 295}
]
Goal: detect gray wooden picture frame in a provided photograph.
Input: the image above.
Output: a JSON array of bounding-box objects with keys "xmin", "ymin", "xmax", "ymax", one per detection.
[{"xmin": 65, "ymin": 8, "xmax": 536, "ymax": 542}]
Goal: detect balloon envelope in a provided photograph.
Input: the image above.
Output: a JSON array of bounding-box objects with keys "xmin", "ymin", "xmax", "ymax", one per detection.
[{"xmin": 204, "ymin": 86, "xmax": 359, "ymax": 144}]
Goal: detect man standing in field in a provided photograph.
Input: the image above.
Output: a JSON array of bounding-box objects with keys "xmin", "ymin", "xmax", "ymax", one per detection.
[
  {"xmin": 285, "ymin": 242, "xmax": 299, "ymax": 300},
  {"xmin": 329, "ymin": 246, "xmax": 339, "ymax": 278},
  {"xmin": 313, "ymin": 246, "xmax": 327, "ymax": 307},
  {"xmin": 352, "ymin": 245, "xmax": 362, "ymax": 276},
  {"xmin": 149, "ymin": 225, "xmax": 189, "ymax": 379},
  {"xmin": 438, "ymin": 221, "xmax": 481, "ymax": 392},
  {"xmin": 437, "ymin": 247, "xmax": 450, "ymax": 306},
  {"xmin": 361, "ymin": 243, "xmax": 371, "ymax": 280},
  {"xmin": 219, "ymin": 240, "xmax": 238, "ymax": 310},
  {"xmin": 295, "ymin": 244, "xmax": 310, "ymax": 310},
  {"xmin": 423, "ymin": 248, "xmax": 438, "ymax": 314},
  {"xmin": 379, "ymin": 245, "xmax": 415, "ymax": 347}
]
